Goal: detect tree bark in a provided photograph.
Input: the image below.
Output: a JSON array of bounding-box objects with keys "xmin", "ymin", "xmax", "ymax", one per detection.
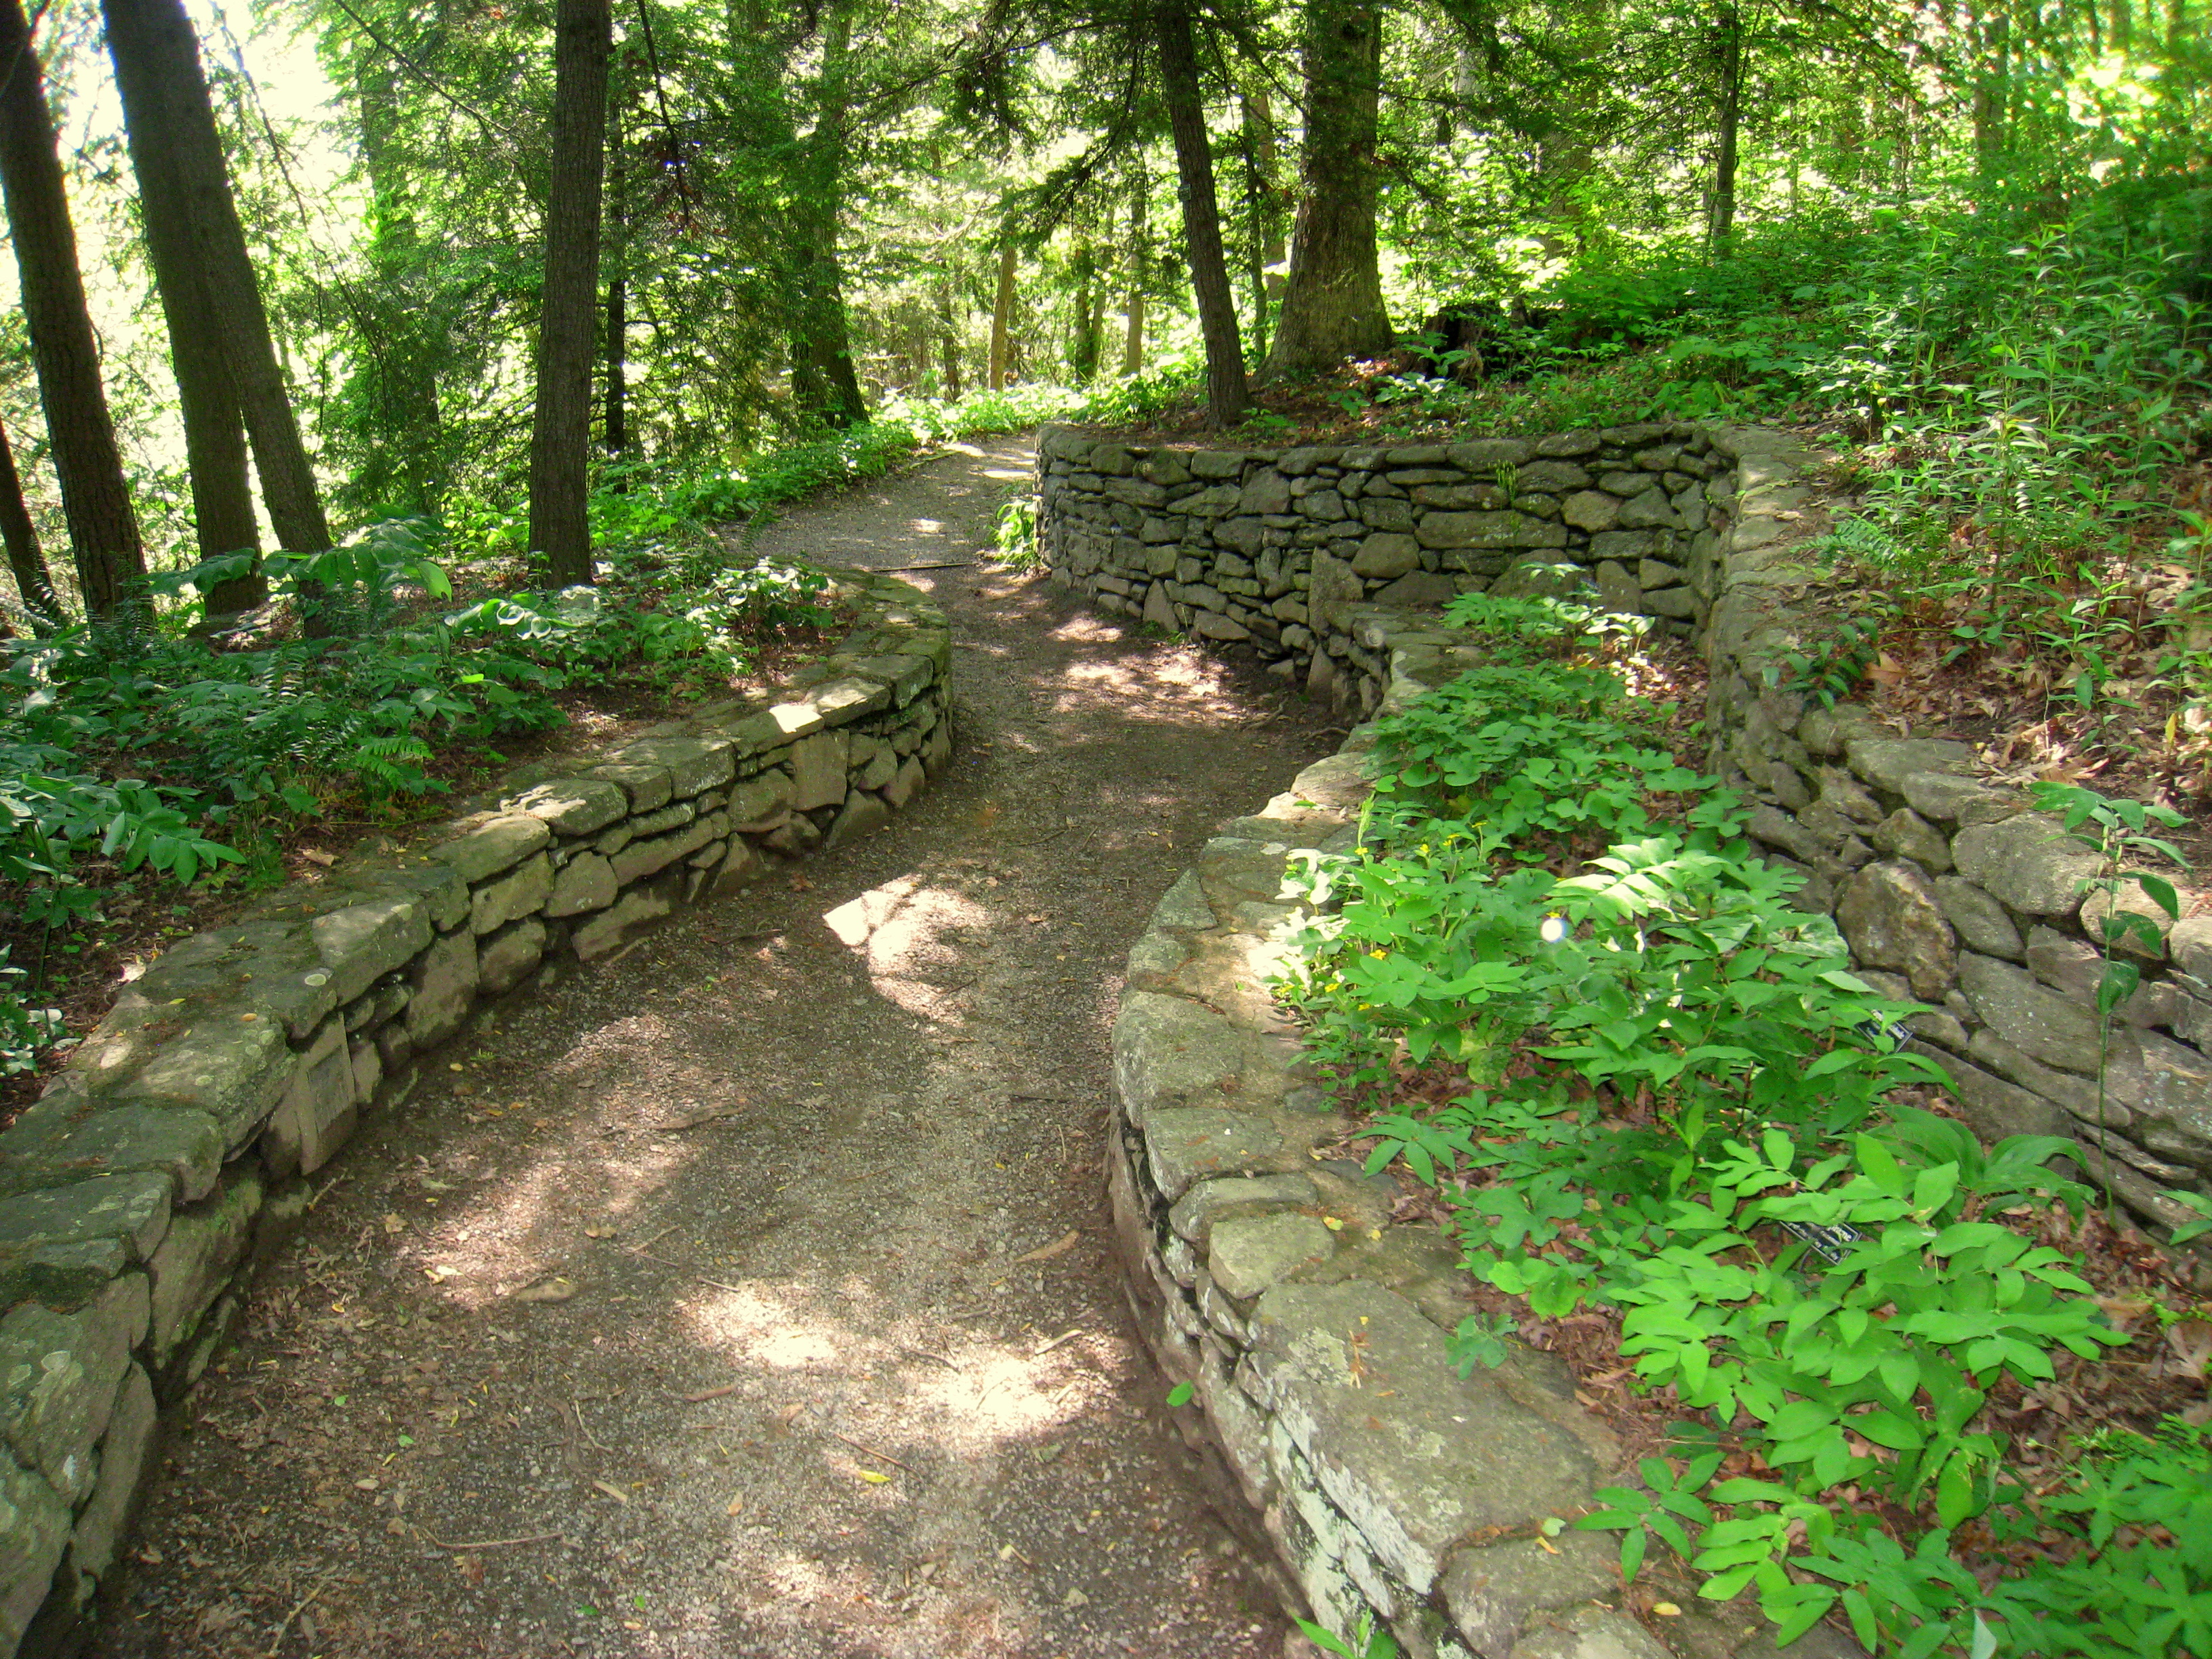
[
  {"xmin": 1155, "ymin": 0, "xmax": 1251, "ymax": 427},
  {"xmin": 1122, "ymin": 173, "xmax": 1147, "ymax": 375},
  {"xmin": 1069, "ymin": 236, "xmax": 1101, "ymax": 382},
  {"xmin": 0, "ymin": 0, "xmax": 144, "ymax": 617},
  {"xmin": 108, "ymin": 0, "xmax": 335, "ymax": 633},
  {"xmin": 0, "ymin": 415, "xmax": 58, "ymax": 625},
  {"xmin": 527, "ymin": 0, "xmax": 612, "ymax": 587},
  {"xmin": 989, "ymin": 245, "xmax": 1016, "ymax": 390},
  {"xmin": 939, "ymin": 274, "xmax": 963, "ymax": 398},
  {"xmin": 786, "ymin": 0, "xmax": 866, "ymax": 427},
  {"xmin": 1262, "ymin": 0, "xmax": 1392, "ymax": 382},
  {"xmin": 1710, "ymin": 1, "xmax": 1743, "ymax": 253},
  {"xmin": 1240, "ymin": 90, "xmax": 1284, "ymax": 361},
  {"xmin": 102, "ymin": 0, "xmax": 262, "ymax": 613}
]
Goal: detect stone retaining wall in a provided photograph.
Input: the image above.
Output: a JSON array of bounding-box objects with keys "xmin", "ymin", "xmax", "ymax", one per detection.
[
  {"xmin": 1107, "ymin": 611, "xmax": 1853, "ymax": 1659},
  {"xmin": 1037, "ymin": 420, "xmax": 1736, "ymax": 715},
  {"xmin": 1095, "ymin": 422, "xmax": 2211, "ymax": 1656},
  {"xmin": 0, "ymin": 571, "xmax": 953, "ymax": 1654},
  {"xmin": 1702, "ymin": 439, "xmax": 2212, "ymax": 1246}
]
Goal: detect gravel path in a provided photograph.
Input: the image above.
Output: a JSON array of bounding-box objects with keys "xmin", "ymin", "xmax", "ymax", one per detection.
[{"xmin": 91, "ymin": 435, "xmax": 1340, "ymax": 1659}]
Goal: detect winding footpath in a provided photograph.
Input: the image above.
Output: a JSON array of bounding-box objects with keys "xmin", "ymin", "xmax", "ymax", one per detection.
[{"xmin": 90, "ymin": 436, "xmax": 1338, "ymax": 1658}]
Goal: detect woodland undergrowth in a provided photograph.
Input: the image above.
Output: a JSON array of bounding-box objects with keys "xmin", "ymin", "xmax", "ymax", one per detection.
[
  {"xmin": 0, "ymin": 385, "xmax": 1071, "ymax": 1089},
  {"xmin": 1275, "ymin": 593, "xmax": 2212, "ymax": 1658}
]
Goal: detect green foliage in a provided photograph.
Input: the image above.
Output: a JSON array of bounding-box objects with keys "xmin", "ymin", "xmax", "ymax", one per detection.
[
  {"xmin": 1764, "ymin": 614, "xmax": 1883, "ymax": 710},
  {"xmin": 1279, "ymin": 600, "xmax": 2198, "ymax": 1656},
  {"xmin": 0, "ymin": 945, "xmax": 58, "ymax": 1077},
  {"xmin": 992, "ymin": 492, "xmax": 1042, "ymax": 569},
  {"xmin": 1294, "ymin": 1613, "xmax": 1398, "ymax": 1659}
]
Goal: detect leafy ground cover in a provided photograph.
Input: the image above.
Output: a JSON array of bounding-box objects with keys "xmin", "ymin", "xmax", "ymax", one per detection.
[
  {"xmin": 0, "ymin": 386, "xmax": 1078, "ymax": 1109},
  {"xmin": 1274, "ymin": 592, "xmax": 2212, "ymax": 1658}
]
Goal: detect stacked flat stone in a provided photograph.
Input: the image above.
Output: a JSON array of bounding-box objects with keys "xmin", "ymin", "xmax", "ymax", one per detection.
[
  {"xmin": 1109, "ymin": 619, "xmax": 1862, "ymax": 1659},
  {"xmin": 1700, "ymin": 447, "xmax": 2212, "ymax": 1244},
  {"xmin": 1110, "ymin": 427, "xmax": 2208, "ymax": 1655},
  {"xmin": 0, "ymin": 570, "xmax": 952, "ymax": 1656},
  {"xmin": 1038, "ymin": 422, "xmax": 1740, "ymax": 716}
]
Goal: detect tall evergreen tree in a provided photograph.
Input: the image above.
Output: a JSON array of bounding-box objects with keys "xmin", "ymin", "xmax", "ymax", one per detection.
[
  {"xmin": 106, "ymin": 0, "xmax": 335, "ymax": 625},
  {"xmin": 0, "ymin": 0, "xmax": 145, "ymax": 617},
  {"xmin": 102, "ymin": 0, "xmax": 263, "ymax": 614},
  {"xmin": 527, "ymin": 0, "xmax": 613, "ymax": 585},
  {"xmin": 1264, "ymin": 0, "xmax": 1392, "ymax": 381},
  {"xmin": 1155, "ymin": 0, "xmax": 1251, "ymax": 424},
  {"xmin": 0, "ymin": 415, "xmax": 57, "ymax": 626}
]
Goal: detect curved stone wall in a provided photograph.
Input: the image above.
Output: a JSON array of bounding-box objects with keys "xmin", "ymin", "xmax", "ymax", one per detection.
[
  {"xmin": 1094, "ymin": 423, "xmax": 2211, "ymax": 1657},
  {"xmin": 1037, "ymin": 420, "xmax": 1735, "ymax": 715},
  {"xmin": 1107, "ymin": 613, "xmax": 1847, "ymax": 1659},
  {"xmin": 0, "ymin": 570, "xmax": 953, "ymax": 1654}
]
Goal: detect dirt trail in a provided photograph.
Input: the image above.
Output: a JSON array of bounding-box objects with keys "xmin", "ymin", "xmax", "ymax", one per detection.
[{"xmin": 91, "ymin": 436, "xmax": 1340, "ymax": 1659}]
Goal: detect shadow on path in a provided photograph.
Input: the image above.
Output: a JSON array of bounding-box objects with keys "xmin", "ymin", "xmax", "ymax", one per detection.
[{"xmin": 91, "ymin": 436, "xmax": 1339, "ymax": 1659}]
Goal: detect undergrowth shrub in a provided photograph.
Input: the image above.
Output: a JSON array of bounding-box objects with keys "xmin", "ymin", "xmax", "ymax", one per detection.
[{"xmin": 1276, "ymin": 594, "xmax": 2208, "ymax": 1656}]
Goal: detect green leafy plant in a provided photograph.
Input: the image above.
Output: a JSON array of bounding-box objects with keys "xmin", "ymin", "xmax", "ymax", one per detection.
[
  {"xmin": 1294, "ymin": 1612, "xmax": 1399, "ymax": 1659},
  {"xmin": 2030, "ymin": 779, "xmax": 2190, "ymax": 1202},
  {"xmin": 1278, "ymin": 596, "xmax": 2197, "ymax": 1656}
]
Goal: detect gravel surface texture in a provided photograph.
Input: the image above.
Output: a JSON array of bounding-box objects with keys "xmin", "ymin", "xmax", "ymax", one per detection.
[{"xmin": 89, "ymin": 435, "xmax": 1339, "ymax": 1659}]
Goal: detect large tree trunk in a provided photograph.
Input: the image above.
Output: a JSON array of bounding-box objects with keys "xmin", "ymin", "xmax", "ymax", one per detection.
[
  {"xmin": 1263, "ymin": 0, "xmax": 1392, "ymax": 382},
  {"xmin": 1156, "ymin": 0, "xmax": 1251, "ymax": 427},
  {"xmin": 108, "ymin": 0, "xmax": 335, "ymax": 632},
  {"xmin": 102, "ymin": 0, "xmax": 262, "ymax": 614},
  {"xmin": 989, "ymin": 245, "xmax": 1016, "ymax": 390},
  {"xmin": 1122, "ymin": 173, "xmax": 1147, "ymax": 375},
  {"xmin": 1240, "ymin": 90, "xmax": 1285, "ymax": 361},
  {"xmin": 527, "ymin": 0, "xmax": 612, "ymax": 587},
  {"xmin": 0, "ymin": 416, "xmax": 58, "ymax": 626},
  {"xmin": 1710, "ymin": 1, "xmax": 1744, "ymax": 253},
  {"xmin": 787, "ymin": 0, "xmax": 865, "ymax": 426},
  {"xmin": 0, "ymin": 0, "xmax": 145, "ymax": 618},
  {"xmin": 1707, "ymin": 2, "xmax": 1743, "ymax": 253},
  {"xmin": 1069, "ymin": 236, "xmax": 1101, "ymax": 383},
  {"xmin": 348, "ymin": 63, "xmax": 447, "ymax": 515}
]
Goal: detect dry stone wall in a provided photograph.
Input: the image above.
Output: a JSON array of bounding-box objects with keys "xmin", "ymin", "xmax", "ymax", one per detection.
[
  {"xmin": 1108, "ymin": 610, "xmax": 1858, "ymax": 1659},
  {"xmin": 0, "ymin": 571, "xmax": 953, "ymax": 1656},
  {"xmin": 1096, "ymin": 421, "xmax": 2210, "ymax": 1657},
  {"xmin": 1702, "ymin": 438, "xmax": 2212, "ymax": 1247},
  {"xmin": 1037, "ymin": 420, "xmax": 1732, "ymax": 714}
]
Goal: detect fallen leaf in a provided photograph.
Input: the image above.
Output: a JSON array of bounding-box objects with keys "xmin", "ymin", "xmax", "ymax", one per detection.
[
  {"xmin": 355, "ymin": 1477, "xmax": 380, "ymax": 1490},
  {"xmin": 857, "ymin": 1469, "xmax": 892, "ymax": 1484},
  {"xmin": 788, "ymin": 872, "xmax": 813, "ymax": 892},
  {"xmin": 512, "ymin": 1277, "xmax": 576, "ymax": 1304},
  {"xmin": 1063, "ymin": 1588, "xmax": 1090, "ymax": 1609},
  {"xmin": 423, "ymin": 1265, "xmax": 459, "ymax": 1284},
  {"xmin": 1014, "ymin": 1230, "xmax": 1080, "ymax": 1264},
  {"xmin": 591, "ymin": 1479, "xmax": 630, "ymax": 1505},
  {"xmin": 382, "ymin": 1213, "xmax": 405, "ymax": 1234},
  {"xmin": 300, "ymin": 847, "xmax": 337, "ymax": 867},
  {"xmin": 725, "ymin": 1493, "xmax": 745, "ymax": 1515},
  {"xmin": 584, "ymin": 1225, "xmax": 619, "ymax": 1240},
  {"xmin": 658, "ymin": 1106, "xmax": 746, "ymax": 1133},
  {"xmin": 1652, "ymin": 1603, "xmax": 1683, "ymax": 1617}
]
